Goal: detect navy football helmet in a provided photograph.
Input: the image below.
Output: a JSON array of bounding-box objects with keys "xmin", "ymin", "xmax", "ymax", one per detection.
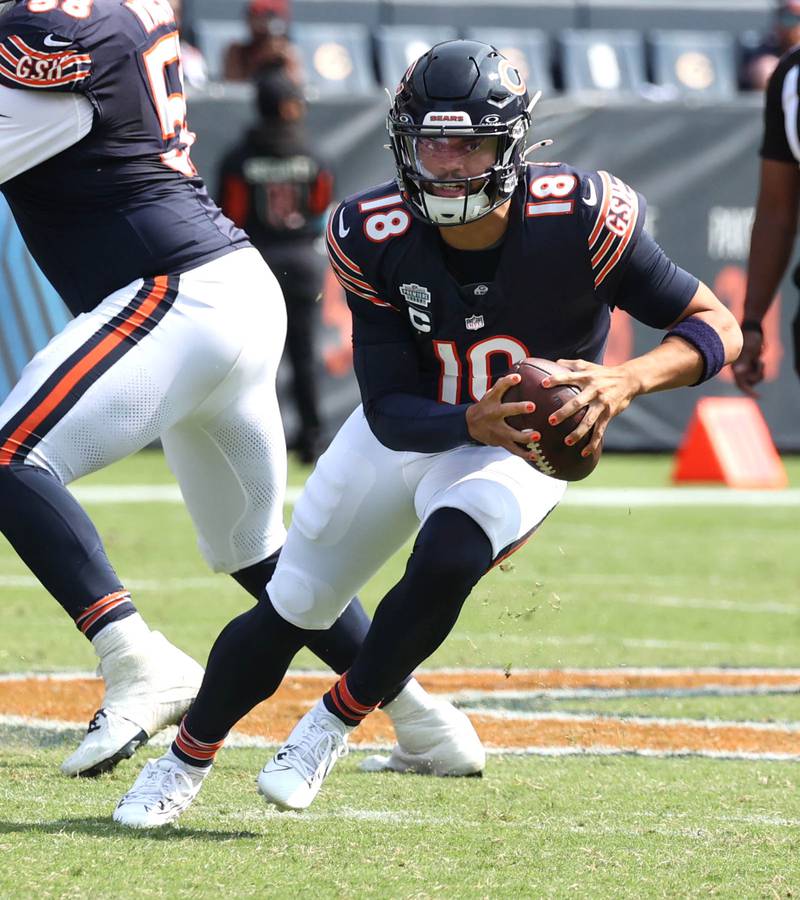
[{"xmin": 388, "ymin": 40, "xmax": 538, "ymax": 227}]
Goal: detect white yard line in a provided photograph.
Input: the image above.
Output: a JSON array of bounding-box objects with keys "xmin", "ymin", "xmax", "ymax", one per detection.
[
  {"xmin": 67, "ymin": 484, "xmax": 800, "ymax": 507},
  {"xmin": 454, "ymin": 685, "xmax": 800, "ymax": 700},
  {"xmin": 3, "ymin": 714, "xmax": 799, "ymax": 763},
  {"xmin": 4, "ymin": 665, "xmax": 800, "ymax": 681},
  {"xmin": 0, "ymin": 574, "xmax": 221, "ymax": 591},
  {"xmin": 560, "ymin": 488, "xmax": 800, "ymax": 507},
  {"xmin": 606, "ymin": 595, "xmax": 799, "ymax": 615},
  {"xmin": 462, "ymin": 708, "xmax": 800, "ymax": 731}
]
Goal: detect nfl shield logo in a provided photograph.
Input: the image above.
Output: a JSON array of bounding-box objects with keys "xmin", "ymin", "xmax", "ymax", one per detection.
[{"xmin": 465, "ymin": 314, "xmax": 485, "ymax": 331}]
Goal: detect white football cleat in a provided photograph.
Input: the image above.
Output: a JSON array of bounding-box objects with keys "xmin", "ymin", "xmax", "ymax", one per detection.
[
  {"xmin": 257, "ymin": 699, "xmax": 351, "ymax": 811},
  {"xmin": 61, "ymin": 631, "xmax": 204, "ymax": 777},
  {"xmin": 113, "ymin": 756, "xmax": 205, "ymax": 828},
  {"xmin": 362, "ymin": 678, "xmax": 486, "ymax": 777}
]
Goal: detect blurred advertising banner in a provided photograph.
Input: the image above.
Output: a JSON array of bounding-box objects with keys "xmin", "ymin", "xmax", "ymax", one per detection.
[{"xmin": 2, "ymin": 95, "xmax": 799, "ymax": 450}]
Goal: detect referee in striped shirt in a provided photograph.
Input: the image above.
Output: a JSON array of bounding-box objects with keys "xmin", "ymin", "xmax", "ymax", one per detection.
[{"xmin": 734, "ymin": 42, "xmax": 800, "ymax": 395}]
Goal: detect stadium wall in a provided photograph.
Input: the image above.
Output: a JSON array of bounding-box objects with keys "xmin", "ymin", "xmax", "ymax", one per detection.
[{"xmin": 2, "ymin": 93, "xmax": 798, "ymax": 450}]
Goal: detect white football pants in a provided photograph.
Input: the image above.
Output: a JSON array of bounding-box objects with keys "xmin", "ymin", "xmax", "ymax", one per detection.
[
  {"xmin": 0, "ymin": 247, "xmax": 288, "ymax": 573},
  {"xmin": 268, "ymin": 406, "xmax": 567, "ymax": 630}
]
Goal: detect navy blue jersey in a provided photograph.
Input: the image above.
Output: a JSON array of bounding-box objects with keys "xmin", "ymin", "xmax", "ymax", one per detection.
[
  {"xmin": 326, "ymin": 164, "xmax": 698, "ymax": 452},
  {"xmin": 761, "ymin": 43, "xmax": 800, "ymax": 164},
  {"xmin": 0, "ymin": 0, "xmax": 249, "ymax": 314}
]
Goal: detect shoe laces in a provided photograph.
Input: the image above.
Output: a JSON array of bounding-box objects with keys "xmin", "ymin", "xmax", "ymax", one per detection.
[
  {"xmin": 86, "ymin": 709, "xmax": 106, "ymax": 734},
  {"xmin": 279, "ymin": 719, "xmax": 348, "ymax": 783},
  {"xmin": 127, "ymin": 760, "xmax": 195, "ymax": 807}
]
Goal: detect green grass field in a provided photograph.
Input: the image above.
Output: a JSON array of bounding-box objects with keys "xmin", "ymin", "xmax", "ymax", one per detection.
[{"xmin": 1, "ymin": 452, "xmax": 800, "ymax": 898}]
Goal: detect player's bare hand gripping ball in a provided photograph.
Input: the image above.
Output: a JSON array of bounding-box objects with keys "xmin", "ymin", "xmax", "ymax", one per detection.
[
  {"xmin": 545, "ymin": 358, "xmax": 638, "ymax": 458},
  {"xmin": 465, "ymin": 373, "xmax": 541, "ymax": 460}
]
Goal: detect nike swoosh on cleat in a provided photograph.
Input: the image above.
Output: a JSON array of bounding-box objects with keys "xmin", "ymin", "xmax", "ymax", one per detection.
[{"xmin": 43, "ymin": 34, "xmax": 73, "ymax": 48}]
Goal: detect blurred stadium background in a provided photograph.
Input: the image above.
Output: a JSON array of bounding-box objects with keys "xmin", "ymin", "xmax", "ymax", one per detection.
[{"xmin": 2, "ymin": 0, "xmax": 798, "ymax": 453}]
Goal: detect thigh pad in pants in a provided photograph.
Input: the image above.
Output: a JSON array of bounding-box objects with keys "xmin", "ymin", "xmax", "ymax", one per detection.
[
  {"xmin": 414, "ymin": 445, "xmax": 567, "ymax": 562},
  {"xmin": 268, "ymin": 409, "xmax": 419, "ymax": 630}
]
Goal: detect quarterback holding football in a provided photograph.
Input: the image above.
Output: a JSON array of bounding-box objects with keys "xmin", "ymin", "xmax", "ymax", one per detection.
[{"xmin": 115, "ymin": 39, "xmax": 742, "ymax": 826}]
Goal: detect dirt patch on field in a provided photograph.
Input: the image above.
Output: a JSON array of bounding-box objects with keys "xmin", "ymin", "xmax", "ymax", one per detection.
[{"xmin": 2, "ymin": 669, "xmax": 799, "ymax": 757}]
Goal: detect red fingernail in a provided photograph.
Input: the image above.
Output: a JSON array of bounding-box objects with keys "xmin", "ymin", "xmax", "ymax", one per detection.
[
  {"xmin": 527, "ymin": 403, "xmax": 535, "ymax": 413},
  {"xmin": 531, "ymin": 431, "xmax": 541, "ymax": 441},
  {"xmin": 565, "ymin": 437, "xmax": 574, "ymax": 446},
  {"xmin": 581, "ymin": 449, "xmax": 591, "ymax": 458},
  {"xmin": 548, "ymin": 416, "xmax": 557, "ymax": 426},
  {"xmin": 542, "ymin": 378, "xmax": 551, "ymax": 388}
]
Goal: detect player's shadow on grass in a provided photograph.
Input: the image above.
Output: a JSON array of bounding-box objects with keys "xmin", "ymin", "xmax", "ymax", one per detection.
[{"xmin": 0, "ymin": 818, "xmax": 261, "ymax": 840}]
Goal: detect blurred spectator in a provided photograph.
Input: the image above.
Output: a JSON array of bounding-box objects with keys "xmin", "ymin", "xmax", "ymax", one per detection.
[
  {"xmin": 223, "ymin": 0, "xmax": 303, "ymax": 84},
  {"xmin": 168, "ymin": 0, "xmax": 208, "ymax": 89},
  {"xmin": 218, "ymin": 70, "xmax": 333, "ymax": 462},
  {"xmin": 742, "ymin": 0, "xmax": 800, "ymax": 90}
]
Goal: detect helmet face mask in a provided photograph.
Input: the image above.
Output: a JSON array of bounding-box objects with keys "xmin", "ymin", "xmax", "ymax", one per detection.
[{"xmin": 388, "ymin": 41, "xmax": 533, "ymax": 227}]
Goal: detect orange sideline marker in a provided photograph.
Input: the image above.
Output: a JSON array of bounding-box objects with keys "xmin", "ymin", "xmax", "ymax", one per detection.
[{"xmin": 672, "ymin": 397, "xmax": 788, "ymax": 489}]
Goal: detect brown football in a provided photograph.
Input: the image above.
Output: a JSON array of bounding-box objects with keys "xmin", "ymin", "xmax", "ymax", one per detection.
[{"xmin": 503, "ymin": 357, "xmax": 602, "ymax": 482}]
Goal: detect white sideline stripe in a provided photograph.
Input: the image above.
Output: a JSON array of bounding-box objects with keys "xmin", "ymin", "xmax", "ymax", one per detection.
[
  {"xmin": 561, "ymin": 488, "xmax": 800, "ymax": 507},
  {"xmin": 3, "ymin": 714, "xmax": 799, "ymax": 762},
  {"xmin": 608, "ymin": 595, "xmax": 799, "ymax": 615},
  {"xmin": 72, "ymin": 485, "xmax": 184, "ymax": 503},
  {"xmin": 67, "ymin": 484, "xmax": 800, "ymax": 507},
  {"xmin": 285, "ymin": 809, "xmax": 800, "ymax": 830},
  {"xmin": 483, "ymin": 746, "xmax": 800, "ymax": 762},
  {"xmin": 4, "ymin": 665, "xmax": 800, "ymax": 682},
  {"xmin": 460, "ymin": 708, "xmax": 800, "ymax": 732},
  {"xmin": 4, "ymin": 678, "xmax": 797, "ymax": 702},
  {"xmin": 0, "ymin": 575, "xmax": 222, "ymax": 591},
  {"xmin": 454, "ymin": 685, "xmax": 800, "ymax": 701}
]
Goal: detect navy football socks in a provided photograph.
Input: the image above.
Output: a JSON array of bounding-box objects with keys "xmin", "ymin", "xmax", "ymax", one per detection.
[
  {"xmin": 232, "ymin": 552, "xmax": 399, "ymax": 681},
  {"xmin": 0, "ymin": 463, "xmax": 135, "ymax": 638},
  {"xmin": 326, "ymin": 508, "xmax": 492, "ymax": 721}
]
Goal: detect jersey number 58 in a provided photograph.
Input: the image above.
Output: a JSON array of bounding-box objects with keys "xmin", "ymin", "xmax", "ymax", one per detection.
[
  {"xmin": 141, "ymin": 32, "xmax": 196, "ymax": 177},
  {"xmin": 28, "ymin": 0, "xmax": 93, "ymax": 17}
]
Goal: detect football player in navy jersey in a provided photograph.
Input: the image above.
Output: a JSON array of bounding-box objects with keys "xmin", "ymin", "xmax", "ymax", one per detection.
[
  {"xmin": 115, "ymin": 39, "xmax": 742, "ymax": 826},
  {"xmin": 0, "ymin": 0, "xmax": 479, "ymax": 786}
]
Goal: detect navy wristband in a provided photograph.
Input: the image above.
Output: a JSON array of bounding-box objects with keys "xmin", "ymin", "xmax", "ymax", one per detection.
[{"xmin": 664, "ymin": 316, "xmax": 726, "ymax": 385}]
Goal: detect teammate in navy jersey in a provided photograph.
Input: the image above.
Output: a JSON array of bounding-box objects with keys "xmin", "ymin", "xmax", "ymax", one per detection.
[
  {"xmin": 115, "ymin": 39, "xmax": 742, "ymax": 826},
  {"xmin": 0, "ymin": 0, "xmax": 479, "ymax": 787}
]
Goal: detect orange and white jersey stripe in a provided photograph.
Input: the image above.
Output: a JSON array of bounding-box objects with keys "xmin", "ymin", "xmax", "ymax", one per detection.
[
  {"xmin": 0, "ymin": 33, "xmax": 91, "ymax": 90},
  {"xmin": 587, "ymin": 171, "xmax": 641, "ymax": 290},
  {"xmin": 325, "ymin": 205, "xmax": 398, "ymax": 310}
]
